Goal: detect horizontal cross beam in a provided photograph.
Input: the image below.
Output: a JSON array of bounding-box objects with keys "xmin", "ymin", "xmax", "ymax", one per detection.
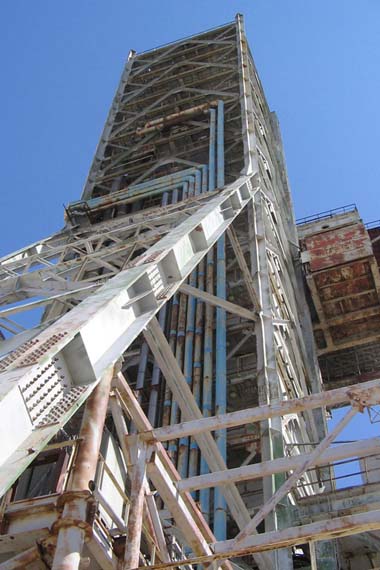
[
  {"xmin": 177, "ymin": 435, "xmax": 380, "ymax": 492},
  {"xmin": 139, "ymin": 378, "xmax": 380, "ymax": 442}
]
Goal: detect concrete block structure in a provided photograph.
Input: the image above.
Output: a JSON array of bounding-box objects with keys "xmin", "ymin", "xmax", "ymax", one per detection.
[{"xmin": 0, "ymin": 14, "xmax": 380, "ymax": 570}]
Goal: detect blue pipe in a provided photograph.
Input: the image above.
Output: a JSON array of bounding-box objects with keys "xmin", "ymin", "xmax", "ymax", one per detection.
[
  {"xmin": 188, "ymin": 259, "xmax": 204, "ymax": 485},
  {"xmin": 214, "ymin": 100, "xmax": 227, "ymax": 540},
  {"xmin": 216, "ymin": 101, "xmax": 225, "ymax": 190},
  {"xmin": 200, "ymin": 107, "xmax": 217, "ymax": 522},
  {"xmin": 182, "ymin": 181, "xmax": 189, "ymax": 200},
  {"xmin": 188, "ymin": 166, "xmax": 207, "ymax": 485},
  {"xmin": 208, "ymin": 109, "xmax": 216, "ymax": 191},
  {"xmin": 148, "ymin": 190, "xmax": 170, "ymax": 426},
  {"xmin": 69, "ymin": 167, "xmax": 206, "ymax": 211},
  {"xmin": 162, "ymin": 186, "xmax": 179, "ymax": 452},
  {"xmin": 167, "ymin": 290, "xmax": 180, "ymax": 459},
  {"xmin": 194, "ymin": 171, "xmax": 202, "ymax": 196},
  {"xmin": 201, "ymin": 165, "xmax": 208, "ymax": 193},
  {"xmin": 177, "ymin": 267, "xmax": 197, "ymax": 478}
]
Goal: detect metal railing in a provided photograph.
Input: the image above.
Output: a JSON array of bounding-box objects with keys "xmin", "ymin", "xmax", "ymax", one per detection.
[
  {"xmin": 296, "ymin": 204, "xmax": 357, "ymax": 226},
  {"xmin": 366, "ymin": 219, "xmax": 380, "ymax": 230}
]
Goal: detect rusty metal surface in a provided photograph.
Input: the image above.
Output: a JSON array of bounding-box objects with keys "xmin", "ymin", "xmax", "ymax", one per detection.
[
  {"xmin": 50, "ymin": 373, "xmax": 113, "ymax": 570},
  {"xmin": 0, "ymin": 546, "xmax": 40, "ymax": 570},
  {"xmin": 301, "ymin": 216, "xmax": 380, "ymax": 356},
  {"xmin": 303, "ymin": 222, "xmax": 372, "ymax": 272},
  {"xmin": 369, "ymin": 227, "xmax": 380, "ymax": 266}
]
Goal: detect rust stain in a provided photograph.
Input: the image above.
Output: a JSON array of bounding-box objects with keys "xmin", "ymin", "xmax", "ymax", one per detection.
[{"xmin": 304, "ymin": 223, "xmax": 372, "ymax": 272}]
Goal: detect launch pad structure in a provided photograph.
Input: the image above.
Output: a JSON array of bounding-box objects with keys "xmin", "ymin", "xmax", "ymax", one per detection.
[{"xmin": 1, "ymin": 13, "xmax": 380, "ymax": 570}]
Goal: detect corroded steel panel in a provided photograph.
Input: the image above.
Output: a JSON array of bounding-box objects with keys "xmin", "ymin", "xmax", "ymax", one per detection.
[
  {"xmin": 304, "ymin": 223, "xmax": 373, "ymax": 272},
  {"xmin": 301, "ymin": 216, "xmax": 380, "ymax": 358},
  {"xmin": 369, "ymin": 227, "xmax": 380, "ymax": 267}
]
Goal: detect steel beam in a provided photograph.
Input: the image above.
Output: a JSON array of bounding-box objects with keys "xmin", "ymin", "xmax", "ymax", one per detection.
[
  {"xmin": 143, "ymin": 317, "xmax": 272, "ymax": 570},
  {"xmin": 179, "ymin": 283, "xmax": 256, "ymax": 320},
  {"xmin": 140, "ymin": 377, "xmax": 380, "ymax": 442},
  {"xmin": 177, "ymin": 435, "xmax": 380, "ymax": 492}
]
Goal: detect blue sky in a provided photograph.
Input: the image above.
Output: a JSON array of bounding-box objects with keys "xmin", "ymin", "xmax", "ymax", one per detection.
[
  {"xmin": 0, "ymin": 2, "xmax": 379, "ymax": 481},
  {"xmin": 1, "ymin": 1, "xmax": 379, "ymax": 254}
]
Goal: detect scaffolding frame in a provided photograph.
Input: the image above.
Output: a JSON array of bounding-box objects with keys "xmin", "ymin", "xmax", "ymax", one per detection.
[{"xmin": 1, "ymin": 14, "xmax": 380, "ymax": 570}]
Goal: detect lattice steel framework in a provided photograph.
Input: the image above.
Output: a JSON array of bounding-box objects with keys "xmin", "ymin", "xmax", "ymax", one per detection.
[{"xmin": 1, "ymin": 14, "xmax": 380, "ymax": 570}]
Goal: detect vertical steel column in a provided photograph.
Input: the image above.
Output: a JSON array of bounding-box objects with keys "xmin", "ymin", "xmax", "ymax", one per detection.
[
  {"xmin": 200, "ymin": 108, "xmax": 216, "ymax": 522},
  {"xmin": 248, "ymin": 194, "xmax": 292, "ymax": 570},
  {"xmin": 214, "ymin": 100, "xmax": 227, "ymax": 540},
  {"xmin": 52, "ymin": 371, "xmax": 113, "ymax": 570}
]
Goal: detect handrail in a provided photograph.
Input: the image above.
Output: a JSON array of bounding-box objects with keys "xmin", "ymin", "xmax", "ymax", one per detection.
[
  {"xmin": 366, "ymin": 220, "xmax": 380, "ymax": 230},
  {"xmin": 296, "ymin": 204, "xmax": 357, "ymax": 226}
]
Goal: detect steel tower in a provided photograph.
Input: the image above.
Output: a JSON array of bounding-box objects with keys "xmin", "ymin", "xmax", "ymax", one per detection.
[{"xmin": 1, "ymin": 14, "xmax": 380, "ymax": 570}]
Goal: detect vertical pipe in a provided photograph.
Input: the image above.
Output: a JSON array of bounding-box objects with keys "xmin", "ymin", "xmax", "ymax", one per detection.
[
  {"xmin": 178, "ymin": 170, "xmax": 201, "ymax": 477},
  {"xmin": 208, "ymin": 109, "xmax": 216, "ymax": 191},
  {"xmin": 188, "ymin": 166, "xmax": 206, "ymax": 482},
  {"xmin": 136, "ymin": 343, "xmax": 149, "ymax": 392},
  {"xmin": 188, "ymin": 259, "xmax": 205, "ymax": 482},
  {"xmin": 52, "ymin": 372, "xmax": 113, "ymax": 570},
  {"xmin": 166, "ymin": 293, "xmax": 179, "ymax": 458},
  {"xmin": 186, "ymin": 176, "xmax": 195, "ymax": 198},
  {"xmin": 214, "ymin": 99, "xmax": 227, "ymax": 540},
  {"xmin": 177, "ymin": 267, "xmax": 197, "ymax": 478},
  {"xmin": 200, "ymin": 108, "xmax": 216, "ymax": 522},
  {"xmin": 182, "ymin": 180, "xmax": 190, "ymax": 200},
  {"xmin": 201, "ymin": 165, "xmax": 208, "ymax": 193},
  {"xmin": 163, "ymin": 187, "xmax": 180, "ymax": 460},
  {"xmin": 136, "ymin": 183, "xmax": 180, "ymax": 429},
  {"xmin": 148, "ymin": 191, "xmax": 169, "ymax": 426},
  {"xmin": 172, "ymin": 291, "xmax": 187, "ymax": 469},
  {"xmin": 194, "ymin": 171, "xmax": 202, "ymax": 195}
]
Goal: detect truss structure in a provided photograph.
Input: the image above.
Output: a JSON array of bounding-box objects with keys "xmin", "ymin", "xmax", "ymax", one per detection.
[{"xmin": 1, "ymin": 14, "xmax": 380, "ymax": 570}]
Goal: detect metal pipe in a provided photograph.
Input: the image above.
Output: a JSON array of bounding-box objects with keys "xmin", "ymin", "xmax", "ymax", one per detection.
[
  {"xmin": 216, "ymin": 100, "xmax": 225, "ymax": 190},
  {"xmin": 136, "ymin": 342, "xmax": 149, "ymax": 391},
  {"xmin": 200, "ymin": 108, "xmax": 217, "ymax": 522},
  {"xmin": 194, "ymin": 171, "xmax": 202, "ymax": 196},
  {"xmin": 52, "ymin": 371, "xmax": 113, "ymax": 570},
  {"xmin": 135, "ymin": 100, "xmax": 218, "ymax": 135},
  {"xmin": 166, "ymin": 291, "xmax": 179, "ymax": 459},
  {"xmin": 181, "ymin": 181, "xmax": 189, "ymax": 201},
  {"xmin": 208, "ymin": 109, "xmax": 216, "ymax": 191},
  {"xmin": 214, "ymin": 99, "xmax": 227, "ymax": 540},
  {"xmin": 148, "ymin": 190, "xmax": 170, "ymax": 426},
  {"xmin": 172, "ymin": 290, "xmax": 187, "ymax": 470},
  {"xmin": 177, "ymin": 266, "xmax": 197, "ymax": 478},
  {"xmin": 189, "ymin": 259, "xmax": 205, "ymax": 483},
  {"xmin": 201, "ymin": 165, "xmax": 208, "ymax": 193},
  {"xmin": 162, "ymin": 187, "xmax": 180, "ymax": 457},
  {"xmin": 76, "ymin": 167, "xmax": 205, "ymax": 212},
  {"xmin": 187, "ymin": 156, "xmax": 206, "ymax": 485}
]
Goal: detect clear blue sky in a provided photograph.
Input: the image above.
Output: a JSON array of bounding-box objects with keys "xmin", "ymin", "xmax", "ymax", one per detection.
[
  {"xmin": 1, "ymin": 0, "xmax": 379, "ymax": 255},
  {"xmin": 1, "ymin": 1, "xmax": 379, "ymax": 482}
]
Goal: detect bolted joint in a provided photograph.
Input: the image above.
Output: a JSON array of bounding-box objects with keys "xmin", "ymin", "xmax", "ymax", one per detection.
[{"xmin": 348, "ymin": 386, "xmax": 380, "ymax": 412}]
